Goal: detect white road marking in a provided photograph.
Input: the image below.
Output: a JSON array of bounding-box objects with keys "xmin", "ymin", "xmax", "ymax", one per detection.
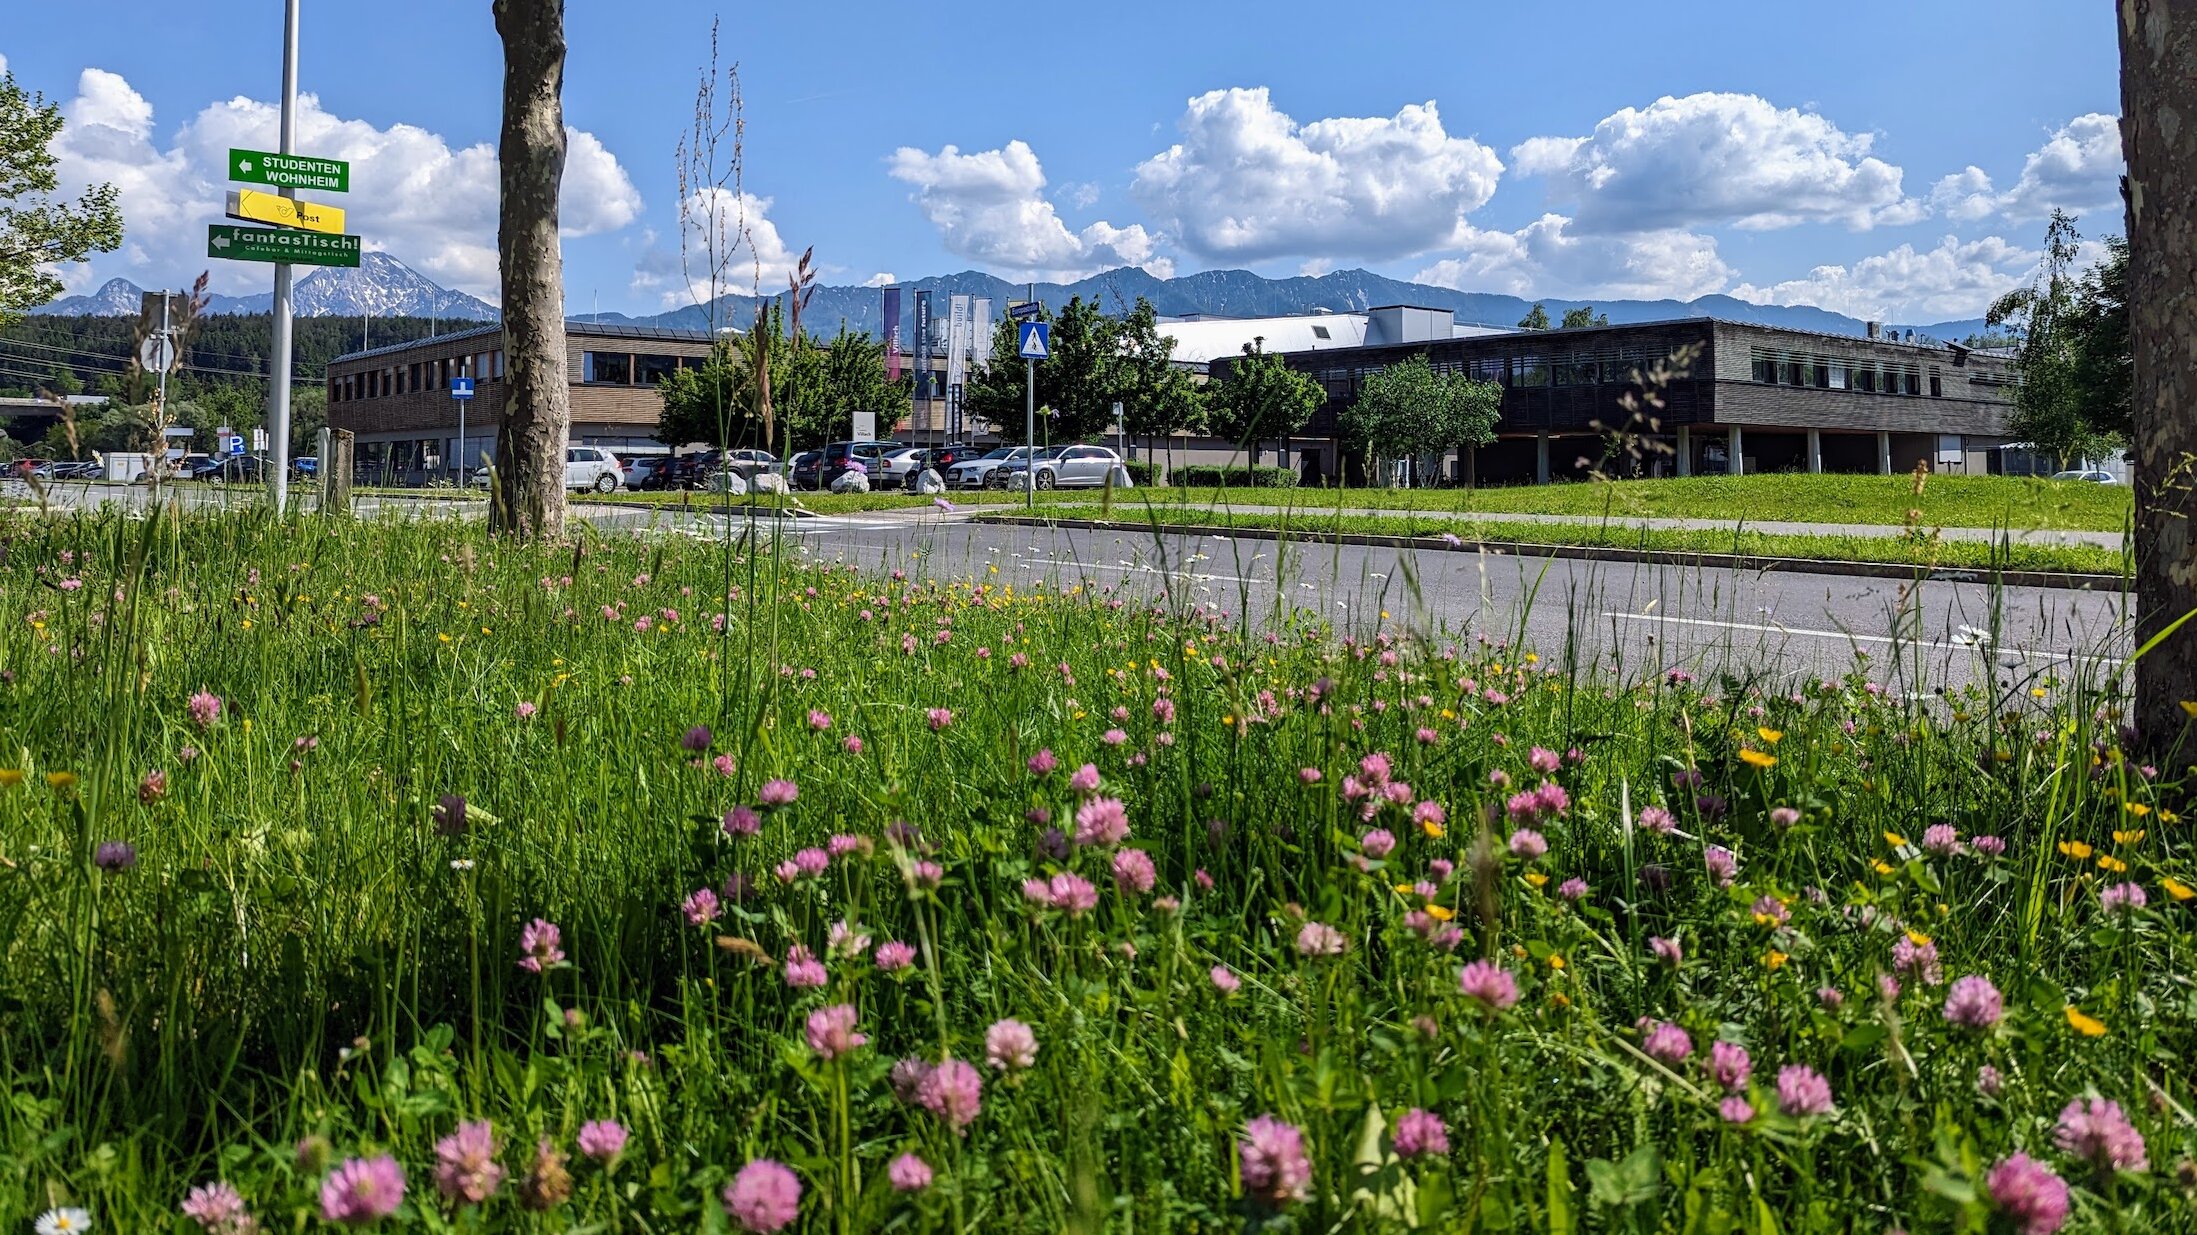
[{"xmin": 1599, "ymin": 611, "xmax": 2119, "ymax": 665}]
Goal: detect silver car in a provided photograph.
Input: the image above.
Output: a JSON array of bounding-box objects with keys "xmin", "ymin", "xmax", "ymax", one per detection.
[{"xmin": 988, "ymin": 444, "xmax": 1124, "ymax": 490}]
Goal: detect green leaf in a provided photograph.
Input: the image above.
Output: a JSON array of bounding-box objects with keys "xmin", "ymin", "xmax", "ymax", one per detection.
[
  {"xmin": 1840, "ymin": 1023, "xmax": 1889, "ymax": 1053},
  {"xmin": 1546, "ymin": 1137, "xmax": 1576, "ymax": 1235}
]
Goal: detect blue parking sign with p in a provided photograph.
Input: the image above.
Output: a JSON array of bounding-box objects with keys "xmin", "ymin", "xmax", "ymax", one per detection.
[{"xmin": 1018, "ymin": 322, "xmax": 1050, "ymax": 360}]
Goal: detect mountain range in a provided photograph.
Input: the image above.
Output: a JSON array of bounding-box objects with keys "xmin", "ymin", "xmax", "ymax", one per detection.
[
  {"xmin": 34, "ymin": 252, "xmax": 499, "ymax": 322},
  {"xmin": 36, "ymin": 254, "xmax": 1991, "ymax": 344}
]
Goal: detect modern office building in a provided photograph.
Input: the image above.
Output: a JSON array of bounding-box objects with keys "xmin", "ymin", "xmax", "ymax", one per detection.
[
  {"xmin": 1207, "ymin": 308, "xmax": 2019, "ymax": 485},
  {"xmin": 326, "ymin": 321, "xmax": 716, "ymax": 483}
]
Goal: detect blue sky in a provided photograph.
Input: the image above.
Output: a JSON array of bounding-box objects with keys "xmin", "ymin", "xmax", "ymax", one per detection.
[{"xmin": 3, "ymin": 0, "xmax": 2124, "ymax": 321}]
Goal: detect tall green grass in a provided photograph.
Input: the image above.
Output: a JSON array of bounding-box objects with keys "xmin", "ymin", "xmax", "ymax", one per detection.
[{"xmin": 0, "ymin": 506, "xmax": 2185, "ymax": 1233}]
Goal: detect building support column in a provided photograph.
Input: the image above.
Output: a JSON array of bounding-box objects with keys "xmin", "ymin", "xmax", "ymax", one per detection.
[
  {"xmin": 1535, "ymin": 432, "xmax": 1550, "ymax": 485},
  {"xmin": 1806, "ymin": 429, "xmax": 1823, "ymax": 474},
  {"xmin": 1877, "ymin": 431, "xmax": 1893, "ymax": 475},
  {"xmin": 1727, "ymin": 425, "xmax": 1744, "ymax": 476},
  {"xmin": 1676, "ymin": 426, "xmax": 1691, "ymax": 477}
]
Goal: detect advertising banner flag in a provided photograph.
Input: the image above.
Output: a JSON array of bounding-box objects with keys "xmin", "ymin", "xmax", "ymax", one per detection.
[
  {"xmin": 913, "ymin": 291, "xmax": 934, "ymax": 399},
  {"xmin": 882, "ymin": 287, "xmax": 902, "ymax": 382},
  {"xmin": 946, "ymin": 294, "xmax": 971, "ymax": 394},
  {"xmin": 971, "ymin": 297, "xmax": 993, "ymax": 371}
]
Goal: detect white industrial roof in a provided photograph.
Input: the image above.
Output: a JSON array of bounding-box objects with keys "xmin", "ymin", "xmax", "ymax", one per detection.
[{"xmin": 1158, "ymin": 313, "xmax": 1369, "ymax": 365}]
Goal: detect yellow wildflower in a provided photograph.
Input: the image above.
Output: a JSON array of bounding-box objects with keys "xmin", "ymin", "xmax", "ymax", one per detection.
[
  {"xmin": 44, "ymin": 771, "xmax": 77, "ymax": 790},
  {"xmin": 1884, "ymin": 831, "xmax": 1909, "ymax": 848},
  {"xmin": 2125, "ymin": 803, "xmax": 2151, "ymax": 818},
  {"xmin": 2057, "ymin": 840, "xmax": 2093, "ymax": 860},
  {"xmin": 2162, "ymin": 878, "xmax": 2195, "ymax": 902},
  {"xmin": 1546, "ymin": 953, "xmax": 1565, "ymax": 970},
  {"xmin": 1739, "ymin": 749, "xmax": 1777, "ymax": 769},
  {"xmin": 1905, "ymin": 929, "xmax": 1932, "ymax": 947},
  {"xmin": 2097, "ymin": 855, "xmax": 2128, "ymax": 874},
  {"xmin": 1421, "ymin": 818, "xmax": 1445, "ymax": 839},
  {"xmin": 0, "ymin": 769, "xmax": 22, "ymax": 787},
  {"xmin": 1763, "ymin": 949, "xmax": 1789, "ymax": 970},
  {"xmin": 2113, "ymin": 829, "xmax": 2146, "ymax": 845},
  {"xmin": 1871, "ymin": 859, "xmax": 1896, "ymax": 875},
  {"xmin": 2181, "ymin": 700, "xmax": 2197, "ymax": 718},
  {"xmin": 1758, "ymin": 727, "xmax": 1783, "ymax": 744},
  {"xmin": 1524, "ymin": 872, "xmax": 1549, "ymax": 889},
  {"xmin": 438, "ymin": 633, "xmax": 453, "ymax": 644},
  {"xmin": 1424, "ymin": 904, "xmax": 1455, "ymax": 922},
  {"xmin": 2064, "ymin": 1006, "xmax": 2107, "ymax": 1037}
]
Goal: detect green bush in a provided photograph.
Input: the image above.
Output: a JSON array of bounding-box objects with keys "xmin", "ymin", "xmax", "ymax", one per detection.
[
  {"xmin": 1171, "ymin": 463, "xmax": 1298, "ymax": 488},
  {"xmin": 1119, "ymin": 459, "xmax": 1165, "ymax": 487}
]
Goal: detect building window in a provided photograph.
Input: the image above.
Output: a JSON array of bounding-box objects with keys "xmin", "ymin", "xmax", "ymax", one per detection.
[
  {"xmin": 1928, "ymin": 367, "xmax": 1943, "ymax": 397},
  {"xmin": 1828, "ymin": 364, "xmax": 1848, "ymax": 390},
  {"xmin": 1854, "ymin": 367, "xmax": 1876, "ymax": 394},
  {"xmin": 1906, "ymin": 370, "xmax": 1922, "ymax": 396},
  {"xmin": 493, "ymin": 350, "xmax": 505, "ymax": 379},
  {"xmin": 1310, "ymin": 325, "xmax": 1331, "ymax": 340},
  {"xmin": 636, "ymin": 354, "xmax": 682, "ymax": 386},
  {"xmin": 1752, "ymin": 352, "xmax": 1777, "ymax": 383},
  {"xmin": 1812, "ymin": 358, "xmax": 1831, "ymax": 388},
  {"xmin": 584, "ymin": 352, "xmax": 633, "ymax": 384},
  {"xmin": 1782, "ymin": 359, "xmax": 1805, "ymax": 386}
]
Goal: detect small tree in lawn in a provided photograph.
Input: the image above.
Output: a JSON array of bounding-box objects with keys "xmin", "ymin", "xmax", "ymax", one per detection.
[
  {"xmin": 821, "ymin": 325, "xmax": 909, "ymax": 442},
  {"xmin": 1989, "ymin": 210, "xmax": 2111, "ymax": 468},
  {"xmin": 1113, "ymin": 299, "xmax": 1203, "ymax": 470},
  {"xmin": 964, "ymin": 298, "xmax": 1118, "ymax": 445},
  {"xmin": 1340, "ymin": 355, "xmax": 1499, "ymax": 486},
  {"xmin": 657, "ymin": 340, "xmax": 755, "ymax": 448},
  {"xmin": 1206, "ymin": 339, "xmax": 1324, "ymax": 471}
]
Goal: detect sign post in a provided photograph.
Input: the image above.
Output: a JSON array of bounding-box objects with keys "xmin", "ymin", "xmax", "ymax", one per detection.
[
  {"xmin": 1017, "ymin": 320, "xmax": 1051, "ymax": 510},
  {"xmin": 450, "ymin": 370, "xmax": 475, "ymax": 486}
]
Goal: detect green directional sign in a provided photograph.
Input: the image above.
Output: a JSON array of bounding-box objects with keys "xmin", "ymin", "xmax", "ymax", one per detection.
[
  {"xmin": 228, "ymin": 147, "xmax": 349, "ymax": 192},
  {"xmin": 208, "ymin": 224, "xmax": 362, "ymax": 268}
]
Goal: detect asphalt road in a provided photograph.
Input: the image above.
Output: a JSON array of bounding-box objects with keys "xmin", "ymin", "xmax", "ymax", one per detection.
[
  {"xmin": 11, "ymin": 481, "xmax": 2129, "ymax": 693},
  {"xmin": 619, "ymin": 507, "xmax": 2131, "ymax": 696}
]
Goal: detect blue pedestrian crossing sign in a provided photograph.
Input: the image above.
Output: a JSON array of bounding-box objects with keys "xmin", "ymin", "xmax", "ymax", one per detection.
[
  {"xmin": 450, "ymin": 377, "xmax": 475, "ymax": 400},
  {"xmin": 1017, "ymin": 321, "xmax": 1051, "ymax": 360}
]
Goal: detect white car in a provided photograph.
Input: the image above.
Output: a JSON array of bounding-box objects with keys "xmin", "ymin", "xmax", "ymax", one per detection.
[
  {"xmin": 565, "ymin": 446, "xmax": 624, "ymax": 493},
  {"xmin": 878, "ymin": 447, "xmax": 929, "ymax": 489},
  {"xmin": 946, "ymin": 446, "xmax": 1032, "ymax": 490},
  {"xmin": 2050, "ymin": 469, "xmax": 2116, "ymax": 484}
]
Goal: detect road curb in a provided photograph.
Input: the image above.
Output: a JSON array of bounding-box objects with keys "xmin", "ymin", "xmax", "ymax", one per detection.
[{"xmin": 970, "ymin": 514, "xmax": 2129, "ymax": 593}]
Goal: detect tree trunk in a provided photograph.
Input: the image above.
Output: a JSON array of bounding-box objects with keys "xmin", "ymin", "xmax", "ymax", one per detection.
[
  {"xmin": 491, "ymin": 0, "xmax": 570, "ymax": 539},
  {"xmin": 2124, "ymin": 1, "xmax": 2197, "ymax": 746}
]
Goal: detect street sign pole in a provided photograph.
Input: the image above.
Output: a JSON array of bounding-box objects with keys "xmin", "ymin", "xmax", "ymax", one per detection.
[
  {"xmin": 455, "ymin": 361, "xmax": 469, "ymax": 486},
  {"xmin": 266, "ymin": 0, "xmax": 300, "ymax": 511}
]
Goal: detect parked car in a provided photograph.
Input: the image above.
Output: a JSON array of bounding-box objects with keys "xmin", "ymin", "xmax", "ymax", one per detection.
[
  {"xmin": 947, "ymin": 446, "xmax": 1032, "ymax": 490},
  {"xmin": 988, "ymin": 444, "xmax": 1125, "ymax": 491},
  {"xmin": 293, "ymin": 456, "xmax": 318, "ymax": 478},
  {"xmin": 621, "ymin": 455, "xmax": 671, "ymax": 490},
  {"xmin": 188, "ymin": 454, "xmax": 276, "ymax": 484},
  {"xmin": 928, "ymin": 442, "xmax": 980, "ymax": 473},
  {"xmin": 2050, "ymin": 469, "xmax": 2117, "ymax": 484},
  {"xmin": 878, "ymin": 447, "xmax": 930, "ymax": 489},
  {"xmin": 564, "ymin": 446, "xmax": 623, "ymax": 493},
  {"xmin": 793, "ymin": 441, "xmax": 890, "ymax": 490},
  {"xmin": 719, "ymin": 448, "xmax": 781, "ymax": 480}
]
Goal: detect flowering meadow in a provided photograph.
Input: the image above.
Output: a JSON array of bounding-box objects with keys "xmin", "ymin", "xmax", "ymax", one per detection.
[{"xmin": 0, "ymin": 510, "xmax": 2192, "ymax": 1233}]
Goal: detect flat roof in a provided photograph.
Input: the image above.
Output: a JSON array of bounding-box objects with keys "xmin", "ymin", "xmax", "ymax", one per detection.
[
  {"xmin": 332, "ymin": 320, "xmax": 714, "ymax": 365},
  {"xmin": 1288, "ymin": 314, "xmax": 1969, "ymax": 357}
]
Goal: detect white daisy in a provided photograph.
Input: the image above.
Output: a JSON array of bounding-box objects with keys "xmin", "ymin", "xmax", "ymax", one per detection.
[{"xmin": 36, "ymin": 1209, "xmax": 92, "ymax": 1235}]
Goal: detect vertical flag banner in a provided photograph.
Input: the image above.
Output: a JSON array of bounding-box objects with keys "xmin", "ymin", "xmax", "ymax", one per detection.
[
  {"xmin": 946, "ymin": 294, "xmax": 971, "ymax": 394},
  {"xmin": 913, "ymin": 291, "xmax": 934, "ymax": 401},
  {"xmin": 971, "ymin": 298, "xmax": 994, "ymax": 371},
  {"xmin": 882, "ymin": 287, "xmax": 903, "ymax": 382}
]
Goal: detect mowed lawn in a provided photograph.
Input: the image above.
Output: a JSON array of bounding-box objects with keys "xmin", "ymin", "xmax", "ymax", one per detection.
[{"xmin": 581, "ymin": 473, "xmax": 2134, "ymax": 532}]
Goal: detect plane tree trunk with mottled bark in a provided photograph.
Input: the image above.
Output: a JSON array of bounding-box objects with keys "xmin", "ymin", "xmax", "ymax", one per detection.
[
  {"xmin": 490, "ymin": 0, "xmax": 569, "ymax": 539},
  {"xmin": 2122, "ymin": 1, "xmax": 2197, "ymax": 748}
]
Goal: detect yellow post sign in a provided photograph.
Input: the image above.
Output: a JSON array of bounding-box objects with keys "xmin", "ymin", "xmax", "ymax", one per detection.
[{"xmin": 224, "ymin": 188, "xmax": 346, "ymax": 235}]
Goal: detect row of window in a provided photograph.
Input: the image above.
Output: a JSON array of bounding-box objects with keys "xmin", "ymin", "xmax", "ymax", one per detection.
[
  {"xmin": 1750, "ymin": 349, "xmax": 1942, "ymax": 397},
  {"xmin": 332, "ymin": 349, "xmax": 506, "ymax": 403},
  {"xmin": 1312, "ymin": 351, "xmax": 1671, "ymax": 398},
  {"xmin": 581, "ymin": 352, "xmax": 696, "ymax": 385}
]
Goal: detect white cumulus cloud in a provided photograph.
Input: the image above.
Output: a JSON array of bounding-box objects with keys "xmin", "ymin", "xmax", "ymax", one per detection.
[
  {"xmin": 1132, "ymin": 86, "xmax": 1502, "ymax": 264},
  {"xmin": 1414, "ymin": 216, "xmax": 1732, "ymax": 302},
  {"xmin": 1732, "ymin": 234, "xmax": 2039, "ymax": 322},
  {"xmin": 888, "ymin": 140, "xmax": 1169, "ymax": 282},
  {"xmin": 1510, "ymin": 92, "xmax": 1923, "ymax": 232},
  {"xmin": 45, "ymin": 66, "xmax": 641, "ymax": 300},
  {"xmin": 631, "ymin": 189, "xmax": 816, "ymax": 313},
  {"xmin": 1928, "ymin": 113, "xmax": 2124, "ymax": 225}
]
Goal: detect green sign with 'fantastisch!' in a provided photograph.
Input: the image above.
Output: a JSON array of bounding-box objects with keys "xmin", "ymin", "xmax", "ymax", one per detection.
[{"xmin": 207, "ymin": 224, "xmax": 362, "ymax": 267}]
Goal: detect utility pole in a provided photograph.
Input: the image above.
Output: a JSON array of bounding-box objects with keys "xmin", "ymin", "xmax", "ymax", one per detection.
[
  {"xmin": 1024, "ymin": 357, "xmax": 1036, "ymax": 509},
  {"xmin": 265, "ymin": 0, "xmax": 300, "ymax": 509}
]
